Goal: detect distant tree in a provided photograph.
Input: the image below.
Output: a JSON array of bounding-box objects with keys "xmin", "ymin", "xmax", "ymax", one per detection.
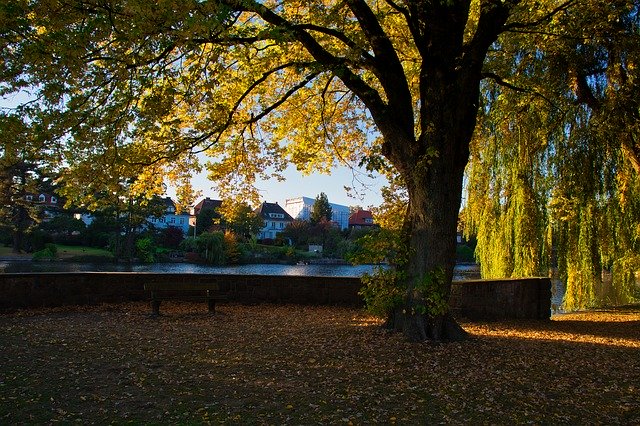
[
  {"xmin": 310, "ymin": 193, "xmax": 332, "ymax": 224},
  {"xmin": 196, "ymin": 232, "xmax": 226, "ymax": 265},
  {"xmin": 309, "ymin": 219, "xmax": 342, "ymax": 256},
  {"xmin": 223, "ymin": 231, "xmax": 240, "ymax": 264},
  {"xmin": 0, "ymin": 114, "xmax": 48, "ymax": 253},
  {"xmin": 219, "ymin": 201, "xmax": 263, "ymax": 240},
  {"xmin": 40, "ymin": 215, "xmax": 86, "ymax": 236},
  {"xmin": 195, "ymin": 208, "xmax": 218, "ymax": 236},
  {"xmin": 82, "ymin": 214, "xmax": 118, "ymax": 248},
  {"xmin": 159, "ymin": 226, "xmax": 184, "ymax": 249},
  {"xmin": 281, "ymin": 220, "xmax": 312, "ymax": 249}
]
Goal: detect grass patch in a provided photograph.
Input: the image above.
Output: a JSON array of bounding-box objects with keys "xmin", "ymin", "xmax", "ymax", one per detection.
[
  {"xmin": 54, "ymin": 245, "xmax": 113, "ymax": 259},
  {"xmin": 0, "ymin": 304, "xmax": 638, "ymax": 424}
]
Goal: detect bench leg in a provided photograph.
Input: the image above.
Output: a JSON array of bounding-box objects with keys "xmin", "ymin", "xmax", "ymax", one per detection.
[
  {"xmin": 207, "ymin": 298, "xmax": 216, "ymax": 314},
  {"xmin": 151, "ymin": 299, "xmax": 161, "ymax": 316}
]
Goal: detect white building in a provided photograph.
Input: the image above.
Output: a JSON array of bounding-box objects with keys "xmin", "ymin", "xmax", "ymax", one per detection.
[
  {"xmin": 146, "ymin": 197, "xmax": 190, "ymax": 235},
  {"xmin": 284, "ymin": 196, "xmax": 351, "ymax": 230},
  {"xmin": 255, "ymin": 202, "xmax": 294, "ymax": 240}
]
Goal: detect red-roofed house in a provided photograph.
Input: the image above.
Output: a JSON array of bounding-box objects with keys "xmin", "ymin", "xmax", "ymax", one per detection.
[{"xmin": 348, "ymin": 209, "xmax": 376, "ymax": 229}]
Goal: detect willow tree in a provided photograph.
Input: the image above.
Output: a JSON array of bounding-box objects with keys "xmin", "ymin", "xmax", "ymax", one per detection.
[
  {"xmin": 2, "ymin": 0, "xmax": 611, "ymax": 340},
  {"xmin": 466, "ymin": 1, "xmax": 640, "ymax": 310}
]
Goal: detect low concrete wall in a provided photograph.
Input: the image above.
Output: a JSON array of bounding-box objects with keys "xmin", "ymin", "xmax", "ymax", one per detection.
[
  {"xmin": 450, "ymin": 277, "xmax": 552, "ymax": 320},
  {"xmin": 0, "ymin": 273, "xmax": 551, "ymax": 320}
]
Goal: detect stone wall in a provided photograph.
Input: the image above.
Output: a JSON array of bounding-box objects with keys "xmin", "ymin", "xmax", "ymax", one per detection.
[
  {"xmin": 0, "ymin": 273, "xmax": 551, "ymax": 320},
  {"xmin": 449, "ymin": 277, "xmax": 552, "ymax": 320}
]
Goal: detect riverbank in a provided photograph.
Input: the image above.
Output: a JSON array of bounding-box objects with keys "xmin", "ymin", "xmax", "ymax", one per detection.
[{"xmin": 1, "ymin": 303, "xmax": 637, "ymax": 424}]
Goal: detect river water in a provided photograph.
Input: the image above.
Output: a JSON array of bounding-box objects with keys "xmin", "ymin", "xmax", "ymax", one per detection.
[{"xmin": 0, "ymin": 260, "xmax": 481, "ymax": 280}]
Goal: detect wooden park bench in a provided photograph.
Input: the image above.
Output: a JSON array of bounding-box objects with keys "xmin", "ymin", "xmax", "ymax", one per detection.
[{"xmin": 144, "ymin": 281, "xmax": 228, "ymax": 316}]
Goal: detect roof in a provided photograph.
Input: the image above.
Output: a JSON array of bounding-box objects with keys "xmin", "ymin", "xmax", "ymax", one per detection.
[
  {"xmin": 255, "ymin": 202, "xmax": 294, "ymax": 221},
  {"xmin": 192, "ymin": 198, "xmax": 223, "ymax": 216},
  {"xmin": 349, "ymin": 209, "xmax": 375, "ymax": 226}
]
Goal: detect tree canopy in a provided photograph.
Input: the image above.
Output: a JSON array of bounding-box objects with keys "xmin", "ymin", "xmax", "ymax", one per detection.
[{"xmin": 2, "ymin": 0, "xmax": 639, "ymax": 340}]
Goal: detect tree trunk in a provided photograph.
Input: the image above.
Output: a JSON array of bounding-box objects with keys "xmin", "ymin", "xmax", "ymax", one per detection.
[
  {"xmin": 12, "ymin": 229, "xmax": 23, "ymax": 254},
  {"xmin": 386, "ymin": 154, "xmax": 469, "ymax": 342},
  {"xmin": 384, "ymin": 72, "xmax": 479, "ymax": 342},
  {"xmin": 11, "ymin": 206, "xmax": 30, "ymax": 254}
]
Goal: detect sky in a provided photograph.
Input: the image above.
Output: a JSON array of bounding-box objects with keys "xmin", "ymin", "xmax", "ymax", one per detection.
[{"xmin": 177, "ymin": 162, "xmax": 387, "ymax": 209}]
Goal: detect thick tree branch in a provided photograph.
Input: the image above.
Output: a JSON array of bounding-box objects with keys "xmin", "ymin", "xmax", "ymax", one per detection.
[{"xmin": 344, "ymin": 0, "xmax": 414, "ymax": 131}]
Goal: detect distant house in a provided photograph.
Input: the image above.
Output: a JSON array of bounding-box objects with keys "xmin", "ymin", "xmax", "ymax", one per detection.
[
  {"xmin": 147, "ymin": 197, "xmax": 190, "ymax": 235},
  {"xmin": 25, "ymin": 192, "xmax": 63, "ymax": 221},
  {"xmin": 189, "ymin": 197, "xmax": 223, "ymax": 228},
  {"xmin": 349, "ymin": 209, "xmax": 376, "ymax": 229},
  {"xmin": 255, "ymin": 202, "xmax": 294, "ymax": 240},
  {"xmin": 284, "ymin": 196, "xmax": 351, "ymax": 230}
]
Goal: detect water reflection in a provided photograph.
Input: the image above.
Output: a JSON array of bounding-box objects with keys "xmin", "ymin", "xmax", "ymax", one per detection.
[{"xmin": 0, "ymin": 261, "xmax": 480, "ymax": 280}]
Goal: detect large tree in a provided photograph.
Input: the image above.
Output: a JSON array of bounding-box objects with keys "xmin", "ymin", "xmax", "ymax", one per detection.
[{"xmin": 2, "ymin": 0, "xmax": 631, "ymax": 340}]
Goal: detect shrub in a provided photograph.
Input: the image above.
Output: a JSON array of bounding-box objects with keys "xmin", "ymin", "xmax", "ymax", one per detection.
[
  {"xmin": 136, "ymin": 237, "xmax": 156, "ymax": 263},
  {"xmin": 196, "ymin": 232, "xmax": 226, "ymax": 265},
  {"xmin": 179, "ymin": 237, "xmax": 198, "ymax": 253},
  {"xmin": 25, "ymin": 230, "xmax": 53, "ymax": 253},
  {"xmin": 32, "ymin": 243, "xmax": 58, "ymax": 261}
]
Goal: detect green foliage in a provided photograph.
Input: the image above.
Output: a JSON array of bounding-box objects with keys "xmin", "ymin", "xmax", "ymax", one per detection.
[
  {"xmin": 196, "ymin": 232, "xmax": 226, "ymax": 265},
  {"xmin": 82, "ymin": 215, "xmax": 118, "ymax": 248},
  {"xmin": 413, "ymin": 268, "xmax": 449, "ymax": 317},
  {"xmin": 281, "ymin": 220, "xmax": 312, "ymax": 249},
  {"xmin": 351, "ymin": 227, "xmax": 409, "ymax": 317},
  {"xmin": 359, "ymin": 268, "xmax": 405, "ymax": 319},
  {"xmin": 135, "ymin": 237, "xmax": 156, "ymax": 263},
  {"xmin": 349, "ymin": 227, "xmax": 407, "ymax": 267},
  {"xmin": 219, "ymin": 202, "xmax": 263, "ymax": 240},
  {"xmin": 179, "ymin": 237, "xmax": 199, "ymax": 253},
  {"xmin": 32, "ymin": 243, "xmax": 58, "ymax": 261},
  {"xmin": 464, "ymin": 2, "xmax": 640, "ymax": 310},
  {"xmin": 25, "ymin": 230, "xmax": 53, "ymax": 253}
]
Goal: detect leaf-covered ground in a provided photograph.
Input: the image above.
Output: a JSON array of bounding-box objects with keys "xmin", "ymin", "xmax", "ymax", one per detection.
[{"xmin": 1, "ymin": 302, "xmax": 638, "ymax": 424}]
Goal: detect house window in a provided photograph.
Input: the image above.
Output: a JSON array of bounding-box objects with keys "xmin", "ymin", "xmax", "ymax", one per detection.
[
  {"xmin": 271, "ymin": 221, "xmax": 275, "ymax": 228},
  {"xmin": 51, "ymin": 196, "xmax": 57, "ymax": 204},
  {"xmin": 39, "ymin": 194, "xmax": 46, "ymax": 202},
  {"xmin": 170, "ymin": 217, "xmax": 175, "ymax": 223},
  {"xmin": 26, "ymin": 195, "xmax": 33, "ymax": 201},
  {"xmin": 159, "ymin": 217, "xmax": 165, "ymax": 223},
  {"xmin": 179, "ymin": 218, "xmax": 184, "ymax": 224},
  {"xmin": 279, "ymin": 222, "xmax": 284, "ymax": 229}
]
